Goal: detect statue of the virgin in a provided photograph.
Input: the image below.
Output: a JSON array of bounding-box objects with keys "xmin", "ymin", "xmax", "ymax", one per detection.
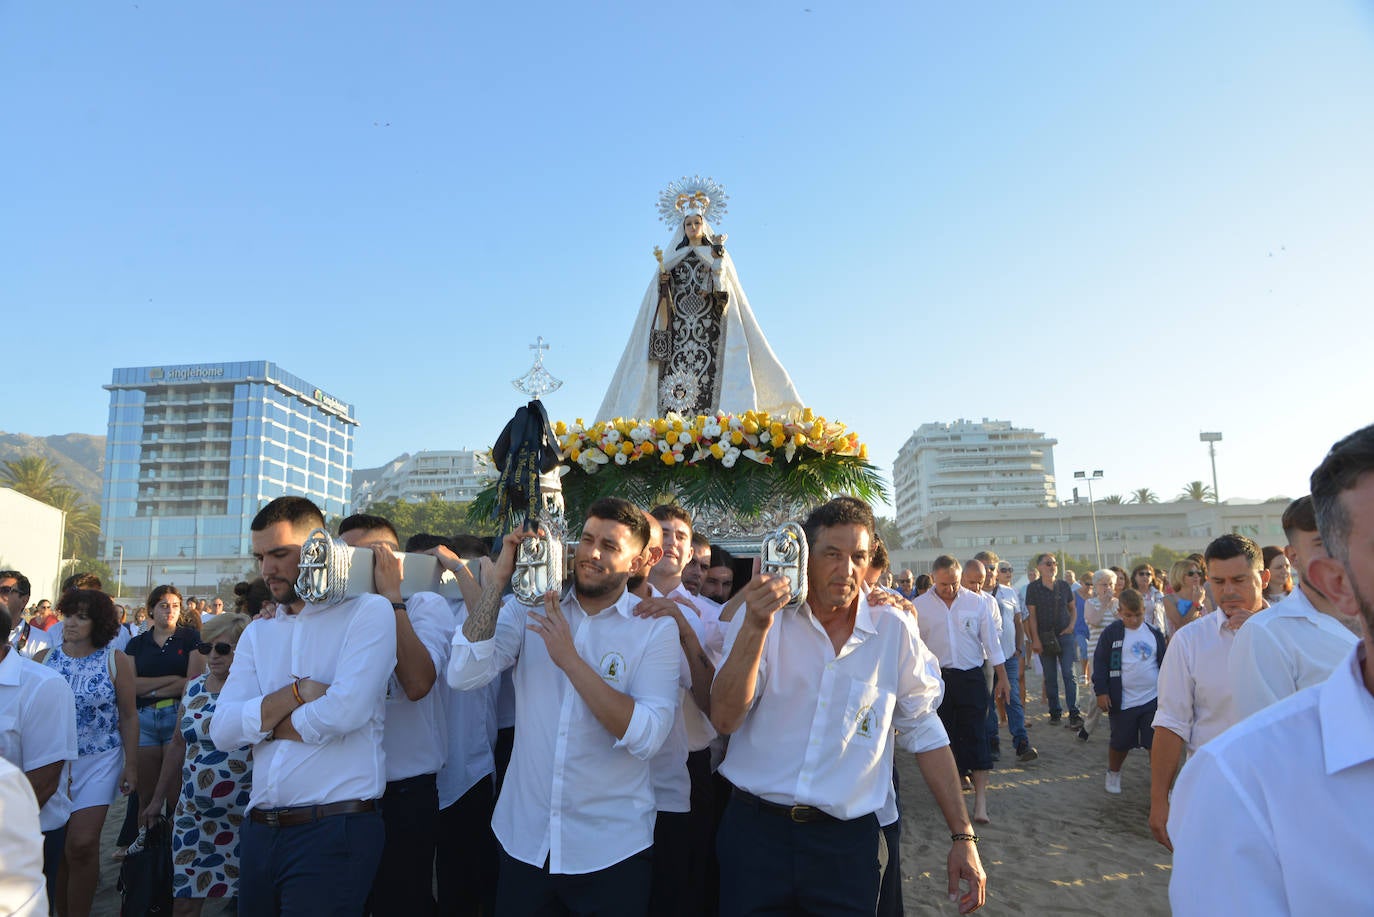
[{"xmin": 596, "ymin": 177, "xmax": 803, "ymax": 421}]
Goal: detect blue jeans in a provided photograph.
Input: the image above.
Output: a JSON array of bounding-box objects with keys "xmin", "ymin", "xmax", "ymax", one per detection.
[
  {"xmin": 1041, "ymin": 635, "xmax": 1079, "ymax": 717},
  {"xmin": 987, "ymin": 652, "xmax": 1028, "ymax": 746},
  {"xmin": 137, "ymin": 702, "xmax": 179, "ymax": 746}
]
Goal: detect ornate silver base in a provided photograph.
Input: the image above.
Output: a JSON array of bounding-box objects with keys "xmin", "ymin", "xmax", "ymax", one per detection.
[{"xmin": 684, "ymin": 496, "xmax": 811, "ymax": 555}]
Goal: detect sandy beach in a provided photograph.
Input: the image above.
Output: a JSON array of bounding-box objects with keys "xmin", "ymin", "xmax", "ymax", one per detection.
[{"xmin": 90, "ymin": 687, "xmax": 1171, "ymax": 915}]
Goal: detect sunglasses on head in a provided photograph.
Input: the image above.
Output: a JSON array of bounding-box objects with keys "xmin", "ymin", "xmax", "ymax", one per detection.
[{"xmin": 196, "ymin": 642, "xmax": 234, "ymax": 656}]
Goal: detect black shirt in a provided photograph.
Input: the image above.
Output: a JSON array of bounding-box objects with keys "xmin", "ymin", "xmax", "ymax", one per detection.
[
  {"xmin": 1025, "ymin": 580, "xmax": 1076, "ymax": 635},
  {"xmin": 124, "ymin": 626, "xmax": 199, "ymax": 678}
]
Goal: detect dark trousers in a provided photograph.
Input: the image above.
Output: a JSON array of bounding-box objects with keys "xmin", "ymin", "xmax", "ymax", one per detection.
[
  {"xmin": 1041, "ymin": 634, "xmax": 1080, "ymax": 717},
  {"xmin": 876, "ymin": 768, "xmax": 903, "ymax": 917},
  {"xmin": 241, "ymin": 810, "xmax": 384, "ymax": 916},
  {"xmin": 717, "ymin": 795, "xmax": 879, "ymax": 917},
  {"xmin": 495, "ymin": 847, "xmax": 652, "ymax": 917},
  {"xmin": 43, "ymin": 826, "xmax": 65, "ymax": 915},
  {"xmin": 686, "ymin": 748, "xmax": 718, "ymax": 917},
  {"xmin": 650, "ymin": 811, "xmax": 691, "ymax": 917},
  {"xmin": 436, "ymin": 775, "xmax": 498, "ymax": 917},
  {"xmin": 368, "ymin": 773, "xmax": 438, "ymax": 917},
  {"xmin": 493, "ymin": 726, "xmax": 515, "ymax": 796},
  {"xmin": 938, "ymin": 666, "xmax": 993, "ymax": 774}
]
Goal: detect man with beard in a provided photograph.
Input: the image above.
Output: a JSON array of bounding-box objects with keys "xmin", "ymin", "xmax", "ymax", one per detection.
[
  {"xmin": 1168, "ymin": 425, "xmax": 1374, "ymax": 913},
  {"xmin": 449, "ymin": 497, "xmax": 680, "ymax": 916},
  {"xmin": 211, "ymin": 497, "xmax": 396, "ymax": 916},
  {"xmin": 682, "ymin": 533, "xmax": 712, "ymax": 596}
]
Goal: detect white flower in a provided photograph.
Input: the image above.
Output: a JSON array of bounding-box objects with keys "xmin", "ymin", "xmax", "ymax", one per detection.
[
  {"xmin": 658, "ymin": 439, "xmax": 671, "ymax": 452},
  {"xmin": 722, "ymin": 451, "xmax": 738, "ymax": 468},
  {"xmin": 603, "ymin": 430, "xmax": 620, "ymax": 445},
  {"xmin": 630, "ymin": 425, "xmax": 651, "ymax": 443},
  {"xmin": 614, "ymin": 452, "xmax": 628, "ymax": 465}
]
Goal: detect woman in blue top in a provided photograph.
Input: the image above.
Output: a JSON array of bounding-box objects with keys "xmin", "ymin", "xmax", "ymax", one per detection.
[{"xmin": 40, "ymin": 589, "xmax": 138, "ymax": 917}]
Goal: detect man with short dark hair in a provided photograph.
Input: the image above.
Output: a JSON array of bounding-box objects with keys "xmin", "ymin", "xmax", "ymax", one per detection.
[
  {"xmin": 1168, "ymin": 425, "xmax": 1374, "ymax": 912},
  {"xmin": 212, "ymin": 496, "xmax": 396, "ymax": 916},
  {"xmin": 449, "ymin": 497, "xmax": 680, "ymax": 915},
  {"xmin": 1148, "ymin": 533, "xmax": 1268, "ymax": 850},
  {"xmin": 3, "ymin": 572, "xmax": 51, "ymax": 660},
  {"xmin": 682, "ymin": 533, "xmax": 712, "ymax": 596},
  {"xmin": 1025, "ymin": 553, "xmax": 1080, "ymax": 727},
  {"xmin": 702, "ymin": 547, "xmax": 736, "ymax": 604},
  {"xmin": 712, "ymin": 497, "xmax": 986, "ymax": 915},
  {"xmin": 338, "ymin": 513, "xmax": 453, "ymax": 917},
  {"xmin": 1228, "ymin": 495, "xmax": 1359, "ymax": 719}
]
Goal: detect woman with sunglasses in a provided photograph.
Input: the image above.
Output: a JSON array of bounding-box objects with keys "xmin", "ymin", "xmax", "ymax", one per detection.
[
  {"xmin": 37, "ymin": 589, "xmax": 138, "ymax": 917},
  {"xmin": 143, "ymin": 612, "xmax": 253, "ymax": 915},
  {"xmin": 1164, "ymin": 559, "xmax": 1210, "ymax": 637},
  {"xmin": 125, "ymin": 585, "xmax": 202, "ymax": 836}
]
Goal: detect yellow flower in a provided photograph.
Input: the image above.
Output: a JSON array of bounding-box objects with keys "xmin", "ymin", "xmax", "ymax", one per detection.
[
  {"xmin": 802, "ymin": 407, "xmax": 814, "ymax": 422},
  {"xmin": 769, "ymin": 422, "xmax": 784, "ymax": 442},
  {"xmin": 554, "ymin": 420, "xmax": 567, "ymax": 436},
  {"xmin": 730, "ymin": 430, "xmax": 744, "ymax": 445},
  {"xmin": 710, "ymin": 443, "xmax": 725, "ymax": 459},
  {"xmin": 660, "ymin": 451, "xmax": 676, "ymax": 466},
  {"xmin": 620, "ymin": 441, "xmax": 635, "ymax": 455},
  {"xmin": 742, "ymin": 418, "xmax": 759, "ymax": 434},
  {"xmin": 570, "ymin": 447, "xmax": 581, "ymax": 461},
  {"xmin": 640, "ymin": 442, "xmax": 655, "ymax": 455},
  {"xmin": 603, "ymin": 443, "xmax": 617, "ymax": 457},
  {"xmin": 859, "ymin": 443, "xmax": 869, "ymax": 460},
  {"xmin": 653, "ymin": 419, "xmax": 669, "ymax": 435},
  {"xmin": 666, "ymin": 431, "xmax": 679, "ymax": 445},
  {"xmin": 793, "ymin": 433, "xmax": 807, "ymax": 446}
]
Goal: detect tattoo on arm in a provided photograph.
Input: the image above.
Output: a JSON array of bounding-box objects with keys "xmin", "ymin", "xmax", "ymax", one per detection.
[{"xmin": 462, "ymin": 582, "xmax": 504, "ymax": 643}]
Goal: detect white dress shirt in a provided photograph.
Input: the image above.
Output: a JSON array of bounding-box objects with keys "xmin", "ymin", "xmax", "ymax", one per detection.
[
  {"xmin": 437, "ymin": 599, "xmax": 499, "ymax": 809},
  {"xmin": 646, "ymin": 583, "xmax": 713, "ymax": 813},
  {"xmin": 0, "ymin": 756, "xmax": 47, "ymax": 917},
  {"xmin": 0, "ymin": 648, "xmax": 77, "ymax": 831},
  {"xmin": 1229, "ymin": 585, "xmax": 1359, "ymax": 720},
  {"xmin": 1169, "ymin": 644, "xmax": 1374, "ymax": 915},
  {"xmin": 211, "ymin": 594, "xmax": 397, "ymax": 811},
  {"xmin": 448, "ymin": 587, "xmax": 679, "ymax": 875},
  {"xmin": 718, "ymin": 594, "xmax": 949, "ymax": 821},
  {"xmin": 911, "ymin": 587, "xmax": 1006, "ymax": 671},
  {"xmin": 8, "ymin": 621, "xmax": 52, "ymax": 661},
  {"xmin": 382, "ymin": 592, "xmax": 454, "ymax": 782},
  {"xmin": 1153, "ymin": 610, "xmax": 1241, "ymax": 752}
]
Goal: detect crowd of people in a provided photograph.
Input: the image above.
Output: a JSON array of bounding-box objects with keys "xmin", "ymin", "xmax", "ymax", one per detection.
[{"xmin": 3, "ymin": 422, "xmax": 1373, "ymax": 916}]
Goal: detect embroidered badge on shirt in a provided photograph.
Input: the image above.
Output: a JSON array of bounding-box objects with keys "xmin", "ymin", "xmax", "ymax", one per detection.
[
  {"xmin": 855, "ymin": 705, "xmax": 876, "ymax": 739},
  {"xmin": 600, "ymin": 651, "xmax": 626, "ymax": 684}
]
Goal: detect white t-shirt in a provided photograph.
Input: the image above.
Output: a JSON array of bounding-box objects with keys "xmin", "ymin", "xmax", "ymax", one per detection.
[{"xmin": 1119, "ymin": 625, "xmax": 1159, "ymax": 709}]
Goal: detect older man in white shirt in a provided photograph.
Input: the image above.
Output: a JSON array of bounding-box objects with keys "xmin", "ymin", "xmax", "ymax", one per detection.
[
  {"xmin": 212, "ymin": 497, "xmax": 397, "ymax": 917},
  {"xmin": 712, "ymin": 498, "xmax": 987, "ymax": 916},
  {"xmin": 915, "ymin": 556, "xmax": 1009, "ymax": 826},
  {"xmin": 1148, "ymin": 533, "xmax": 1268, "ymax": 850},
  {"xmin": 1229, "ymin": 495, "xmax": 1359, "ymax": 720},
  {"xmin": 1169, "ymin": 424, "xmax": 1374, "ymax": 914},
  {"xmin": 449, "ymin": 497, "xmax": 679, "ymax": 916}
]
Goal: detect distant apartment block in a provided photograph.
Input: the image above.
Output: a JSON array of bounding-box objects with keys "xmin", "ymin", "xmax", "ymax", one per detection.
[
  {"xmin": 894, "ymin": 418, "xmax": 1058, "ymax": 545},
  {"xmin": 353, "ymin": 450, "xmax": 484, "ymax": 509},
  {"xmin": 101, "ymin": 361, "xmax": 357, "ymax": 593}
]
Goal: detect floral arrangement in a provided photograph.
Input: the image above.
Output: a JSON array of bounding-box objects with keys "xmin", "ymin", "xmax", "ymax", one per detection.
[
  {"xmin": 469, "ymin": 407, "xmax": 885, "ymax": 526},
  {"xmin": 559, "ymin": 408, "xmax": 868, "ymax": 473}
]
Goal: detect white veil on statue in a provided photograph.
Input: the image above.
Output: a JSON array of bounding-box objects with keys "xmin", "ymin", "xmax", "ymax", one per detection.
[{"xmin": 596, "ymin": 211, "xmax": 803, "ymax": 422}]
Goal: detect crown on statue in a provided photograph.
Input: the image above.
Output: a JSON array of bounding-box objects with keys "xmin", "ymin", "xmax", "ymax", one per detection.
[{"xmin": 657, "ymin": 175, "xmax": 729, "ymax": 230}]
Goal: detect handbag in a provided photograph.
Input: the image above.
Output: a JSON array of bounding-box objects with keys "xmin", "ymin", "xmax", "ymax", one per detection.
[{"xmin": 118, "ymin": 816, "xmax": 173, "ymax": 916}]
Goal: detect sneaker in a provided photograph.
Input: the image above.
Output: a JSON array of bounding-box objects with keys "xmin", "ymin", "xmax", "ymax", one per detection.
[
  {"xmin": 1105, "ymin": 770, "xmax": 1122, "ymax": 794},
  {"xmin": 1016, "ymin": 742, "xmax": 1038, "ymax": 762},
  {"xmin": 1048, "ymin": 714, "xmax": 1062, "ymax": 725},
  {"xmin": 1076, "ymin": 727, "xmax": 1090, "ymax": 742},
  {"xmin": 1067, "ymin": 714, "xmax": 1084, "ymax": 729}
]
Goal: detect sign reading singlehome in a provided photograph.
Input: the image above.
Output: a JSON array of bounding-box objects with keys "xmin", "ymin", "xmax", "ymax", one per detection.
[
  {"xmin": 312, "ymin": 388, "xmax": 348, "ymax": 413},
  {"xmin": 156, "ymin": 365, "xmax": 226, "ymax": 381}
]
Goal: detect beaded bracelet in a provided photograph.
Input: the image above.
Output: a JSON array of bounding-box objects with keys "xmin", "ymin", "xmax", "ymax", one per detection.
[{"xmin": 951, "ymin": 833, "xmax": 980, "ymax": 844}]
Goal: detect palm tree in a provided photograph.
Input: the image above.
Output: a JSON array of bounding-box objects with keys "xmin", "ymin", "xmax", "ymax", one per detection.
[
  {"xmin": 1100, "ymin": 494, "xmax": 1125, "ymax": 504},
  {"xmin": 1178, "ymin": 481, "xmax": 1216, "ymax": 502},
  {"xmin": 48, "ymin": 486, "xmax": 102, "ymax": 560},
  {"xmin": 1130, "ymin": 488, "xmax": 1159, "ymax": 504},
  {"xmin": 0, "ymin": 455, "xmax": 63, "ymax": 503}
]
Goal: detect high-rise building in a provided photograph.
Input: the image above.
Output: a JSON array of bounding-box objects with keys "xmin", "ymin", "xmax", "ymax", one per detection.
[
  {"xmin": 894, "ymin": 418, "xmax": 1058, "ymax": 546},
  {"xmin": 353, "ymin": 450, "xmax": 484, "ymax": 508},
  {"xmin": 101, "ymin": 361, "xmax": 358, "ymax": 594}
]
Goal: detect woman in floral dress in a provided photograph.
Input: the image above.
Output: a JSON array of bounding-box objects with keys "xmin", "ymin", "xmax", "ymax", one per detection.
[{"xmin": 145, "ymin": 612, "xmax": 253, "ymax": 915}]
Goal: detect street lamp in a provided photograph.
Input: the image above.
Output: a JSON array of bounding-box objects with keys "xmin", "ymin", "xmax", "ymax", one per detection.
[
  {"xmin": 1200, "ymin": 432, "xmax": 1222, "ymax": 504},
  {"xmin": 114, "ymin": 543, "xmax": 125, "ymax": 600},
  {"xmin": 1074, "ymin": 470, "xmax": 1105, "ymax": 570}
]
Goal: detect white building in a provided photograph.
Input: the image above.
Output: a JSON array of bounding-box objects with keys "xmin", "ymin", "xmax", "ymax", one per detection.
[
  {"xmin": 0, "ymin": 488, "xmax": 66, "ymax": 602},
  {"xmin": 894, "ymin": 419, "xmax": 1058, "ymax": 545},
  {"xmin": 353, "ymin": 450, "xmax": 484, "ymax": 509}
]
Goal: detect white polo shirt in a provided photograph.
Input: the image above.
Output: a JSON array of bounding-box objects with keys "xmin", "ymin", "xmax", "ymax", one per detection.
[
  {"xmin": 1229, "ymin": 586, "xmax": 1359, "ymax": 721},
  {"xmin": 1153, "ymin": 610, "xmax": 1244, "ymax": 752},
  {"xmin": 911, "ymin": 587, "xmax": 1006, "ymax": 671},
  {"xmin": 718, "ymin": 593, "xmax": 948, "ymax": 821},
  {"xmin": 1168, "ymin": 644, "xmax": 1374, "ymax": 914},
  {"xmin": 448, "ymin": 588, "xmax": 679, "ymax": 875},
  {"xmin": 990, "ymin": 584, "xmax": 1022, "ymax": 659},
  {"xmin": 381, "ymin": 592, "xmax": 454, "ymax": 783},
  {"xmin": 436, "ymin": 599, "xmax": 498, "ymax": 809},
  {"xmin": 211, "ymin": 594, "xmax": 397, "ymax": 811},
  {"xmin": 0, "ymin": 648, "xmax": 77, "ymax": 832}
]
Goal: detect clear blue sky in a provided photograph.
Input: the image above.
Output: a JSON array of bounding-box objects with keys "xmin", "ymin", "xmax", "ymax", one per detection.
[{"xmin": 6, "ymin": 1, "xmax": 1373, "ymax": 512}]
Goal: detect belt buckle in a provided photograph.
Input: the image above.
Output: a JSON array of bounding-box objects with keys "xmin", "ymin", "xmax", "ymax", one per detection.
[
  {"xmin": 262, "ymin": 810, "xmax": 281, "ymax": 828},
  {"xmin": 788, "ymin": 805, "xmax": 811, "ymax": 823}
]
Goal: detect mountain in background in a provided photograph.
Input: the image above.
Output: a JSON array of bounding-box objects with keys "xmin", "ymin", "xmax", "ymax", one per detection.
[{"xmin": 0, "ymin": 431, "xmax": 105, "ymax": 504}]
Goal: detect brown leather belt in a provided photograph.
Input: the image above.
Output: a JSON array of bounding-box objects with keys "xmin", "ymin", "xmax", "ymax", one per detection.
[
  {"xmin": 733, "ymin": 789, "xmax": 837, "ymax": 824},
  {"xmin": 249, "ymin": 799, "xmax": 376, "ymax": 828}
]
